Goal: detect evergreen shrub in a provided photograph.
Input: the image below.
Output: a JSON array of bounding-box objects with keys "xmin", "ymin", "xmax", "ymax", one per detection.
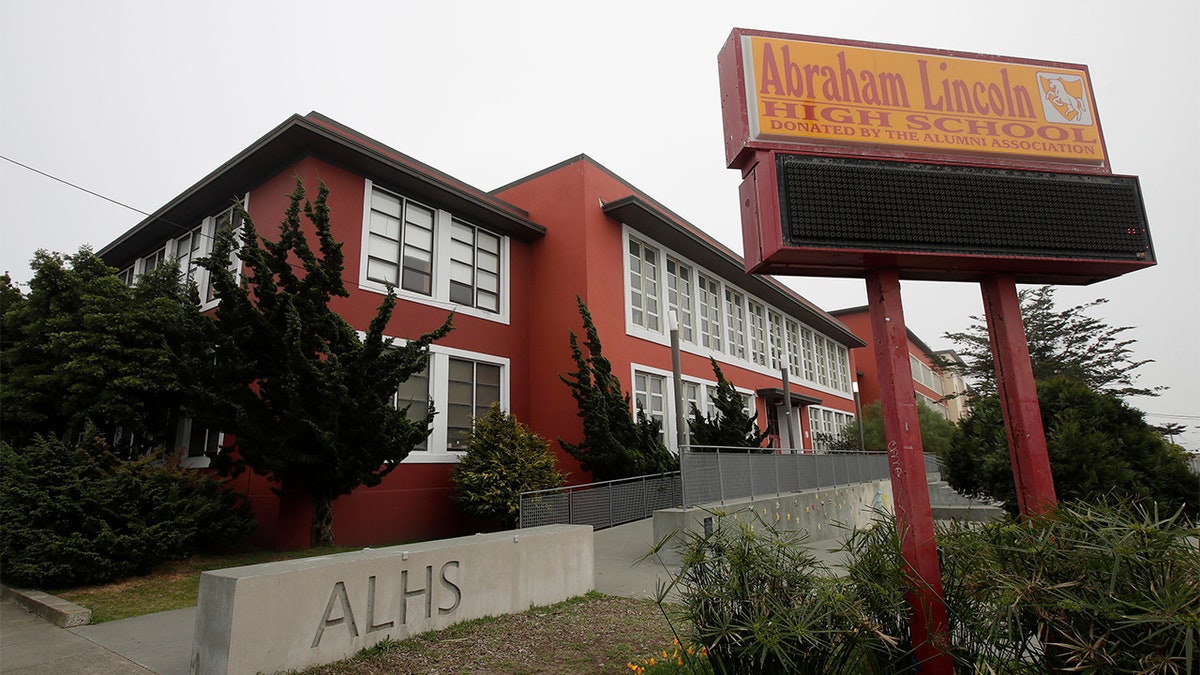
[
  {"xmin": 452, "ymin": 403, "xmax": 565, "ymax": 528},
  {"xmin": 0, "ymin": 433, "xmax": 254, "ymax": 589}
]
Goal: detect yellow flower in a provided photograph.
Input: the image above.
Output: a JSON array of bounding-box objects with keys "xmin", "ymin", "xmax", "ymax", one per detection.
[{"xmin": 649, "ymin": 657, "xmax": 656, "ymax": 666}]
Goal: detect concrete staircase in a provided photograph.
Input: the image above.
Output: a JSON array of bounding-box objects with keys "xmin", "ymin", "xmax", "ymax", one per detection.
[{"xmin": 926, "ymin": 478, "xmax": 1005, "ymax": 522}]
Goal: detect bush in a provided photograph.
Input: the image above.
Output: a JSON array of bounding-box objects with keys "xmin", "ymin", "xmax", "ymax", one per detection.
[
  {"xmin": 0, "ymin": 433, "xmax": 254, "ymax": 589},
  {"xmin": 660, "ymin": 509, "xmax": 898, "ymax": 674},
  {"xmin": 451, "ymin": 403, "xmax": 565, "ymax": 528},
  {"xmin": 658, "ymin": 499, "xmax": 1199, "ymax": 674},
  {"xmin": 945, "ymin": 377, "xmax": 1199, "ymax": 518}
]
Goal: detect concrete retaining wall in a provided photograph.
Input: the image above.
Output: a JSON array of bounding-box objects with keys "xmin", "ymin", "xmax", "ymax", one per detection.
[
  {"xmin": 653, "ymin": 479, "xmax": 898, "ymax": 563},
  {"xmin": 190, "ymin": 524, "xmax": 593, "ymax": 674}
]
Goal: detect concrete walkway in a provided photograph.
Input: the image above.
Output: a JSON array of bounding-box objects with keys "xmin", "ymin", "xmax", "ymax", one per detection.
[{"xmin": 1, "ymin": 521, "xmax": 847, "ymax": 674}]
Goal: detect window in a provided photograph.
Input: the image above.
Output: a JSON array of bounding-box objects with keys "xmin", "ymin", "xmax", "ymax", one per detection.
[
  {"xmin": 449, "ymin": 220, "xmax": 501, "ymax": 312},
  {"xmin": 696, "ymin": 274, "xmax": 722, "ymax": 351},
  {"xmin": 834, "ymin": 344, "xmax": 851, "ymax": 393},
  {"xmin": 634, "ymin": 371, "xmax": 667, "ymax": 445},
  {"xmin": 810, "ymin": 407, "xmax": 855, "ymax": 452},
  {"xmin": 787, "ymin": 320, "xmax": 803, "ymax": 378},
  {"xmin": 724, "ymin": 289, "xmax": 746, "ymax": 360},
  {"xmin": 767, "ymin": 310, "xmax": 786, "ymax": 371},
  {"xmin": 141, "ymin": 247, "xmax": 166, "ymax": 275},
  {"xmin": 799, "ymin": 326, "xmax": 816, "ymax": 381},
  {"xmin": 364, "ymin": 185, "xmax": 508, "ymax": 320},
  {"xmin": 446, "ymin": 358, "xmax": 501, "ymax": 451},
  {"xmin": 173, "ymin": 417, "xmax": 219, "ymax": 467},
  {"xmin": 666, "ymin": 258, "xmax": 694, "ymax": 342},
  {"xmin": 125, "ymin": 200, "xmax": 244, "ymax": 304},
  {"xmin": 814, "ymin": 334, "xmax": 829, "ymax": 387},
  {"xmin": 748, "ymin": 301, "xmax": 767, "ymax": 366},
  {"xmin": 628, "ymin": 238, "xmax": 661, "ymax": 332},
  {"xmin": 174, "ymin": 226, "xmax": 204, "ymax": 285},
  {"xmin": 207, "ymin": 205, "xmax": 243, "ymax": 302},
  {"xmin": 367, "ymin": 190, "xmax": 435, "ymax": 295},
  {"xmin": 395, "ymin": 365, "xmax": 431, "ymax": 451}
]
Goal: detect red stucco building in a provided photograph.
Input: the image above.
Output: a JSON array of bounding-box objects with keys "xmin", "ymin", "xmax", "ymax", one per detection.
[
  {"xmin": 100, "ymin": 113, "xmax": 866, "ymax": 548},
  {"xmin": 829, "ymin": 306, "xmax": 968, "ymax": 421}
]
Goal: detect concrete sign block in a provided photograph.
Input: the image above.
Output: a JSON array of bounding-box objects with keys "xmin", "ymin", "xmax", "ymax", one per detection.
[{"xmin": 190, "ymin": 524, "xmax": 593, "ymax": 674}]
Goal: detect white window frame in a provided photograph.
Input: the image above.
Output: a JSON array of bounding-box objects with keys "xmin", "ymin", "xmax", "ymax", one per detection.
[
  {"xmin": 696, "ymin": 272, "xmax": 723, "ymax": 352},
  {"xmin": 748, "ymin": 300, "xmax": 768, "ymax": 367},
  {"xmin": 616, "ymin": 225, "xmax": 854, "ymax": 402},
  {"xmin": 359, "ymin": 180, "xmax": 511, "ymax": 325},
  {"xmin": 724, "ymin": 288, "xmax": 747, "ymax": 360},
  {"xmin": 630, "ymin": 362, "xmax": 756, "ymax": 454},
  {"xmin": 666, "ymin": 257, "xmax": 694, "ymax": 344},
  {"xmin": 627, "ymin": 236, "xmax": 662, "ymax": 334},
  {"xmin": 398, "ymin": 343, "xmax": 511, "ymax": 463},
  {"xmin": 174, "ymin": 417, "xmax": 220, "ymax": 469},
  {"xmin": 127, "ymin": 195, "xmax": 248, "ymax": 311}
]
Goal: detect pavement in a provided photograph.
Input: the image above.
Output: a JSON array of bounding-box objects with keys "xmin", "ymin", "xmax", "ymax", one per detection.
[{"xmin": 1, "ymin": 519, "xmax": 850, "ymax": 674}]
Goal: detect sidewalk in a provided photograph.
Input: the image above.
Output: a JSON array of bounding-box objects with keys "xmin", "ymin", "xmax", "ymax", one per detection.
[{"xmin": 2, "ymin": 521, "xmax": 847, "ymax": 674}]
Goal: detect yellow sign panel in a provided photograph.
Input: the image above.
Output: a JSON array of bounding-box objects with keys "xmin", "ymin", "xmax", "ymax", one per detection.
[{"xmin": 742, "ymin": 35, "xmax": 1104, "ymax": 166}]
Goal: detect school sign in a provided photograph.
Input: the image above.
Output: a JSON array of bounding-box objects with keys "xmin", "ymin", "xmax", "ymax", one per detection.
[
  {"xmin": 722, "ymin": 31, "xmax": 1108, "ymax": 172},
  {"xmin": 718, "ymin": 29, "xmax": 1153, "ymax": 285}
]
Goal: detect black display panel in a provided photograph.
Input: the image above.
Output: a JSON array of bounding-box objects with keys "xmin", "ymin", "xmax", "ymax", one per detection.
[{"xmin": 776, "ymin": 155, "xmax": 1153, "ymax": 262}]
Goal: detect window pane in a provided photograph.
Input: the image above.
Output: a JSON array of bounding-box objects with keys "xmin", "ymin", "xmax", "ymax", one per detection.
[
  {"xmin": 367, "ymin": 258, "xmax": 399, "ymax": 285},
  {"xmin": 406, "ymin": 202, "xmax": 434, "ymax": 229},
  {"xmin": 372, "ymin": 190, "xmax": 402, "ymax": 216},
  {"xmin": 370, "ymin": 210, "xmax": 402, "ymax": 239},
  {"xmin": 450, "ymin": 281, "xmax": 473, "ymax": 305}
]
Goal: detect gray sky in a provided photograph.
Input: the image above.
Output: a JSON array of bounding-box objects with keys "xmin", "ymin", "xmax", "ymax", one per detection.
[{"xmin": 2, "ymin": 0, "xmax": 1197, "ymax": 448}]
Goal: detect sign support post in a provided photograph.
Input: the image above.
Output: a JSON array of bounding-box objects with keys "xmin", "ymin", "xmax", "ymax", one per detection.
[
  {"xmin": 981, "ymin": 274, "xmax": 1058, "ymax": 515},
  {"xmin": 866, "ymin": 269, "xmax": 953, "ymax": 673}
]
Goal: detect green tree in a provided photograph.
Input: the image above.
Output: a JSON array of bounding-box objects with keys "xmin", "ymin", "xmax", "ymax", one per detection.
[
  {"xmin": 943, "ymin": 285, "xmax": 1162, "ymax": 399},
  {"xmin": 0, "ymin": 249, "xmax": 209, "ymax": 456},
  {"xmin": 559, "ymin": 297, "xmax": 677, "ymax": 481},
  {"xmin": 451, "ymin": 403, "xmax": 565, "ymax": 528},
  {"xmin": 1, "ymin": 430, "xmax": 253, "ymax": 589},
  {"xmin": 689, "ymin": 357, "xmax": 768, "ymax": 449},
  {"xmin": 828, "ymin": 400, "xmax": 958, "ymax": 456},
  {"xmin": 943, "ymin": 377, "xmax": 1197, "ymax": 518},
  {"xmin": 197, "ymin": 178, "xmax": 452, "ymax": 547}
]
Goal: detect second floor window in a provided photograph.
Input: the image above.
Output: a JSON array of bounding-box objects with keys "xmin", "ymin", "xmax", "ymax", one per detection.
[
  {"xmin": 629, "ymin": 238, "xmax": 661, "ymax": 332},
  {"xmin": 367, "ymin": 190, "xmax": 435, "ymax": 296},
  {"xmin": 449, "ymin": 220, "xmax": 501, "ymax": 313},
  {"xmin": 364, "ymin": 184, "xmax": 507, "ymax": 319}
]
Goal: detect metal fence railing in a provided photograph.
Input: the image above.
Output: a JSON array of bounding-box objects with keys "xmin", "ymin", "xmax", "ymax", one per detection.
[
  {"xmin": 518, "ymin": 471, "xmax": 682, "ymax": 530},
  {"xmin": 519, "ymin": 450, "xmax": 942, "ymax": 529}
]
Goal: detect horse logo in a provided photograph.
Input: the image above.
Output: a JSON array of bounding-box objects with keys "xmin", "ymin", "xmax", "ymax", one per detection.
[{"xmin": 1038, "ymin": 73, "xmax": 1091, "ymax": 125}]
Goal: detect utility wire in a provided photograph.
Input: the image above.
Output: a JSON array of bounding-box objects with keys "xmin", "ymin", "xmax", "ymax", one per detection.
[
  {"xmin": 1, "ymin": 154, "xmax": 365, "ymax": 289},
  {"xmin": 2, "ymin": 154, "xmax": 153, "ymax": 218}
]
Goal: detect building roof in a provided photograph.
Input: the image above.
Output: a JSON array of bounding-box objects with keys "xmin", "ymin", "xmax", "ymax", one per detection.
[
  {"xmin": 502, "ymin": 154, "xmax": 865, "ymax": 349},
  {"xmin": 97, "ymin": 112, "xmax": 864, "ymax": 349},
  {"xmin": 830, "ymin": 305, "xmax": 940, "ymax": 356},
  {"xmin": 99, "ymin": 112, "xmax": 546, "ymax": 265}
]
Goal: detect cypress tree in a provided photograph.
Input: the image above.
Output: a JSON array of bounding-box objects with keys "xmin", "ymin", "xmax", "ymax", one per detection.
[
  {"xmin": 197, "ymin": 178, "xmax": 451, "ymax": 547},
  {"xmin": 689, "ymin": 357, "xmax": 768, "ymax": 449},
  {"xmin": 559, "ymin": 297, "xmax": 677, "ymax": 481}
]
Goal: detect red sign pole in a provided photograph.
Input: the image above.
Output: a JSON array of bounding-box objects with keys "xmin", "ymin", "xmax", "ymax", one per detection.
[
  {"xmin": 866, "ymin": 270, "xmax": 954, "ymax": 673},
  {"xmin": 981, "ymin": 274, "xmax": 1058, "ymax": 515}
]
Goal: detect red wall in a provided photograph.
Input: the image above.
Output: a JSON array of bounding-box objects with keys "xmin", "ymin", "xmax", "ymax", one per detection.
[
  {"xmin": 835, "ymin": 308, "xmax": 947, "ymax": 410},
  {"xmin": 224, "ymin": 153, "xmax": 861, "ymax": 549},
  {"xmin": 231, "ymin": 157, "xmax": 529, "ymax": 548}
]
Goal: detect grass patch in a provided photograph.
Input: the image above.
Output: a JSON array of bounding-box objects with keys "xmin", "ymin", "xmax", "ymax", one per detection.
[
  {"xmin": 52, "ymin": 545, "xmax": 355, "ymax": 623},
  {"xmin": 300, "ymin": 591, "xmax": 682, "ymax": 674}
]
